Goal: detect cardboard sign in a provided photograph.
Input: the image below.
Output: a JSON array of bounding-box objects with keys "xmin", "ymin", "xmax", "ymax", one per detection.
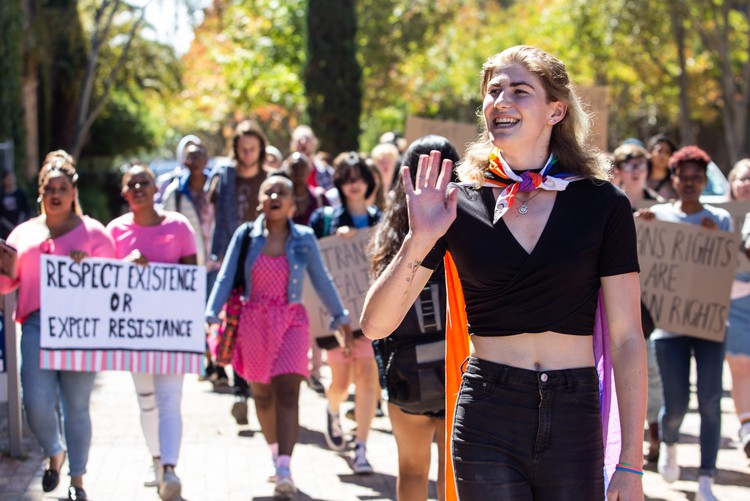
[
  {"xmin": 576, "ymin": 86, "xmax": 608, "ymax": 152},
  {"xmin": 40, "ymin": 255, "xmax": 206, "ymax": 373},
  {"xmin": 405, "ymin": 116, "xmax": 477, "ymax": 157},
  {"xmin": 636, "ymin": 219, "xmax": 737, "ymax": 341},
  {"xmin": 0, "ymin": 239, "xmax": 17, "ymax": 280},
  {"xmin": 302, "ymin": 228, "xmax": 373, "ymax": 340},
  {"xmin": 710, "ymin": 200, "xmax": 750, "ymax": 273}
]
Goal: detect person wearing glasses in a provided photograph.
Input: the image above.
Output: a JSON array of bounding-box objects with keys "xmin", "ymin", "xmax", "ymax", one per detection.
[
  {"xmin": 0, "ymin": 153, "xmax": 116, "ymax": 501},
  {"xmin": 107, "ymin": 164, "xmax": 198, "ymax": 501},
  {"xmin": 612, "ymin": 142, "xmax": 666, "ymax": 466}
]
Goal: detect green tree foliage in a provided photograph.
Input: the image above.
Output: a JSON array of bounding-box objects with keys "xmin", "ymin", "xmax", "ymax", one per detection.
[
  {"xmin": 31, "ymin": 0, "xmax": 89, "ymax": 154},
  {"xmin": 179, "ymin": 0, "xmax": 308, "ymax": 154},
  {"xmin": 305, "ymin": 0, "xmax": 361, "ymax": 154},
  {"xmin": 176, "ymin": 0, "xmax": 750, "ymax": 164},
  {"xmin": 0, "ymin": 0, "xmax": 25, "ymax": 171}
]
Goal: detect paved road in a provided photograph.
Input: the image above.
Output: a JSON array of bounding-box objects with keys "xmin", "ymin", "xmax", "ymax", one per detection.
[{"xmin": 1, "ymin": 363, "xmax": 749, "ymax": 500}]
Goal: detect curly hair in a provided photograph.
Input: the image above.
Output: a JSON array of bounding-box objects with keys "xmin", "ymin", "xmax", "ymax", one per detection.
[
  {"xmin": 38, "ymin": 152, "xmax": 82, "ymax": 215},
  {"xmin": 458, "ymin": 46, "xmax": 608, "ymax": 185},
  {"xmin": 369, "ymin": 135, "xmax": 460, "ymax": 279},
  {"xmin": 668, "ymin": 145, "xmax": 711, "ymax": 173}
]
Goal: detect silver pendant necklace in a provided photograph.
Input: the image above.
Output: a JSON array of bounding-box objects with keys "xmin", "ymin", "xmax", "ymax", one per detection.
[{"xmin": 517, "ymin": 189, "xmax": 542, "ymax": 215}]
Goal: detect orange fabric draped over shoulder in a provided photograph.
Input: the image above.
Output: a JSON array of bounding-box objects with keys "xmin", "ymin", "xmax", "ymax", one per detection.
[{"xmin": 444, "ymin": 252, "xmax": 470, "ymax": 501}]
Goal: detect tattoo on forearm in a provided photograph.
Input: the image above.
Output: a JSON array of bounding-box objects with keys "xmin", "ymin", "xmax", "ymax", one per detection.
[{"xmin": 400, "ymin": 260, "xmax": 422, "ymax": 306}]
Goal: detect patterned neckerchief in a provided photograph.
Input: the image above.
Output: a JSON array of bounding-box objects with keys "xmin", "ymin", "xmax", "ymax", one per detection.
[{"xmin": 483, "ymin": 148, "xmax": 581, "ymax": 223}]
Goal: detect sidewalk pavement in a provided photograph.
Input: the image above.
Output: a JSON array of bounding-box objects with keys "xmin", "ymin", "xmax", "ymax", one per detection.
[{"xmin": 1, "ymin": 363, "xmax": 749, "ymax": 501}]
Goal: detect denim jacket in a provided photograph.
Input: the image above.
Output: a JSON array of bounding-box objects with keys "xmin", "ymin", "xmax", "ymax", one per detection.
[
  {"xmin": 205, "ymin": 214, "xmax": 350, "ymax": 329},
  {"xmin": 208, "ymin": 164, "xmax": 240, "ymax": 262}
]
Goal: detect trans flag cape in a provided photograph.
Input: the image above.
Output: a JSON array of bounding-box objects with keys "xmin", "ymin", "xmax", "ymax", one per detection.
[{"xmin": 443, "ymin": 253, "xmax": 621, "ymax": 501}]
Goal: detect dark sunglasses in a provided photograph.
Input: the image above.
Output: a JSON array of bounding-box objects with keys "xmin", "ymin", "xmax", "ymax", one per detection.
[{"xmin": 126, "ymin": 180, "xmax": 152, "ymax": 190}]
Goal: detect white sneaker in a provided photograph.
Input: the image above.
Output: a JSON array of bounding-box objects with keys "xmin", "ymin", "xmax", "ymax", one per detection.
[
  {"xmin": 352, "ymin": 444, "xmax": 374, "ymax": 475},
  {"xmin": 657, "ymin": 443, "xmax": 680, "ymax": 483},
  {"xmin": 274, "ymin": 466, "xmax": 295, "ymax": 499},
  {"xmin": 695, "ymin": 475, "xmax": 719, "ymax": 501},
  {"xmin": 143, "ymin": 457, "xmax": 161, "ymax": 487},
  {"xmin": 324, "ymin": 407, "xmax": 346, "ymax": 451},
  {"xmin": 159, "ymin": 468, "xmax": 182, "ymax": 500}
]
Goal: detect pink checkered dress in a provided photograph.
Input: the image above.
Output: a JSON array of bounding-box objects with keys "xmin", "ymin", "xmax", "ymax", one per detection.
[{"xmin": 233, "ymin": 253, "xmax": 310, "ymax": 384}]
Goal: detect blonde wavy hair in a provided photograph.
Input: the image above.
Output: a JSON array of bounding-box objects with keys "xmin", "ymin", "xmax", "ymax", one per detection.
[{"xmin": 457, "ymin": 46, "xmax": 609, "ymax": 185}]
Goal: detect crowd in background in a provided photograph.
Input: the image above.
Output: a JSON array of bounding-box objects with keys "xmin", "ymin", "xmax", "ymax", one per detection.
[{"xmin": 2, "ymin": 114, "xmax": 750, "ymax": 501}]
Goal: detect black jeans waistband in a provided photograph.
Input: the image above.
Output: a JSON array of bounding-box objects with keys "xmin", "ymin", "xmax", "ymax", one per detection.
[{"xmin": 461, "ymin": 356, "xmax": 599, "ymax": 389}]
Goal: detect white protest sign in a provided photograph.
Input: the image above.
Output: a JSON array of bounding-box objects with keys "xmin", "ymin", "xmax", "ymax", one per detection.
[
  {"xmin": 40, "ymin": 255, "xmax": 206, "ymax": 373},
  {"xmin": 636, "ymin": 219, "xmax": 736, "ymax": 342},
  {"xmin": 302, "ymin": 228, "xmax": 373, "ymax": 341}
]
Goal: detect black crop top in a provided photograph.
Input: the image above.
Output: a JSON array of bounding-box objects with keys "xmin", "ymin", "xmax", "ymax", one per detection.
[{"xmin": 421, "ymin": 180, "xmax": 639, "ymax": 336}]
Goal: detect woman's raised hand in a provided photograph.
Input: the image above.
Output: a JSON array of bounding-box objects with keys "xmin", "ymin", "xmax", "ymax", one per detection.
[{"xmin": 402, "ymin": 150, "xmax": 458, "ymax": 244}]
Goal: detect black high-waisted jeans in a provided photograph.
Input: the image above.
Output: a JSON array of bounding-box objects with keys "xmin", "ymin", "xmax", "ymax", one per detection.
[{"xmin": 452, "ymin": 357, "xmax": 604, "ymax": 501}]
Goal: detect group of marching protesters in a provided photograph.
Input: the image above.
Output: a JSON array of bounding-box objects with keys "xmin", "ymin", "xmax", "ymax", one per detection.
[{"xmin": 3, "ymin": 45, "xmax": 750, "ymax": 501}]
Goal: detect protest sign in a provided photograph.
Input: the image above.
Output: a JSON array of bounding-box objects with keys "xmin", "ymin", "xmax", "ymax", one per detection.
[
  {"xmin": 405, "ymin": 116, "xmax": 477, "ymax": 157},
  {"xmin": 0, "ymin": 239, "xmax": 17, "ymax": 280},
  {"xmin": 576, "ymin": 86, "xmax": 608, "ymax": 152},
  {"xmin": 636, "ymin": 218, "xmax": 736, "ymax": 341},
  {"xmin": 711, "ymin": 199, "xmax": 750, "ymax": 273},
  {"xmin": 40, "ymin": 255, "xmax": 206, "ymax": 373},
  {"xmin": 302, "ymin": 228, "xmax": 373, "ymax": 343}
]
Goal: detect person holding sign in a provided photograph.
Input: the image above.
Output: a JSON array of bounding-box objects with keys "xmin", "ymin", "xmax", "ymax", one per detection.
[
  {"xmin": 638, "ymin": 146, "xmax": 732, "ymax": 501},
  {"xmin": 106, "ymin": 164, "xmax": 198, "ymax": 501},
  {"xmin": 0, "ymin": 153, "xmax": 116, "ymax": 501},
  {"xmin": 308, "ymin": 153, "xmax": 382, "ymax": 474},
  {"xmin": 726, "ymin": 158, "xmax": 750, "ymax": 458},
  {"xmin": 361, "ymin": 46, "xmax": 646, "ymax": 501},
  {"xmin": 612, "ymin": 142, "xmax": 665, "ymax": 464},
  {"xmin": 206, "ymin": 175, "xmax": 351, "ymax": 499}
]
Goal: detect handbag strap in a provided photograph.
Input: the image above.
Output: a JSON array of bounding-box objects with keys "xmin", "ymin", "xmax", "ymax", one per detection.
[{"xmin": 232, "ymin": 223, "xmax": 253, "ymax": 289}]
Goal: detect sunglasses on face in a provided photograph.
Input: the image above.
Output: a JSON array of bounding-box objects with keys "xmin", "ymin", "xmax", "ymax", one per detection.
[
  {"xmin": 619, "ymin": 160, "xmax": 648, "ymax": 172},
  {"xmin": 126, "ymin": 180, "xmax": 152, "ymax": 190}
]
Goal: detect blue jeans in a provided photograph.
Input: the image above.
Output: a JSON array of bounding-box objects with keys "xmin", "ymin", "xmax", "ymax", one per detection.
[
  {"xmin": 20, "ymin": 312, "xmax": 97, "ymax": 477},
  {"xmin": 452, "ymin": 357, "xmax": 604, "ymax": 500},
  {"xmin": 654, "ymin": 335, "xmax": 725, "ymax": 477}
]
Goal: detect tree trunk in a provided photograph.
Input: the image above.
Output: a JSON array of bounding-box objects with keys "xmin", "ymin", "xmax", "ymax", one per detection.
[
  {"xmin": 670, "ymin": 0, "xmax": 693, "ymax": 146},
  {"xmin": 304, "ymin": 0, "xmax": 362, "ymax": 154}
]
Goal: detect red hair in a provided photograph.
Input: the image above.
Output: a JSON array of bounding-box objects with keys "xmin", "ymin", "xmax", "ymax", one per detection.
[{"xmin": 668, "ymin": 145, "xmax": 711, "ymax": 173}]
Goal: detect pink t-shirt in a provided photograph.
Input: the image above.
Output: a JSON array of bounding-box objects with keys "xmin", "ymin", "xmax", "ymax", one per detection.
[
  {"xmin": 0, "ymin": 216, "xmax": 117, "ymax": 324},
  {"xmin": 106, "ymin": 211, "xmax": 197, "ymax": 265}
]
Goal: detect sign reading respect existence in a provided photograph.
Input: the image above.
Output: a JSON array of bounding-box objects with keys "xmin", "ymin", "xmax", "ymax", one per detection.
[
  {"xmin": 40, "ymin": 255, "xmax": 206, "ymax": 374},
  {"xmin": 636, "ymin": 218, "xmax": 737, "ymax": 342},
  {"xmin": 302, "ymin": 228, "xmax": 373, "ymax": 341}
]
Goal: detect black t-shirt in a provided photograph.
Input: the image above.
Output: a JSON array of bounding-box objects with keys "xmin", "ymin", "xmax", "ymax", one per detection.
[{"xmin": 422, "ymin": 179, "xmax": 639, "ymax": 337}]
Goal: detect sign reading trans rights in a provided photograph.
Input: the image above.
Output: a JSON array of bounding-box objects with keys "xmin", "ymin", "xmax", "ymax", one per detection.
[
  {"xmin": 40, "ymin": 255, "xmax": 206, "ymax": 374},
  {"xmin": 636, "ymin": 219, "xmax": 737, "ymax": 342}
]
